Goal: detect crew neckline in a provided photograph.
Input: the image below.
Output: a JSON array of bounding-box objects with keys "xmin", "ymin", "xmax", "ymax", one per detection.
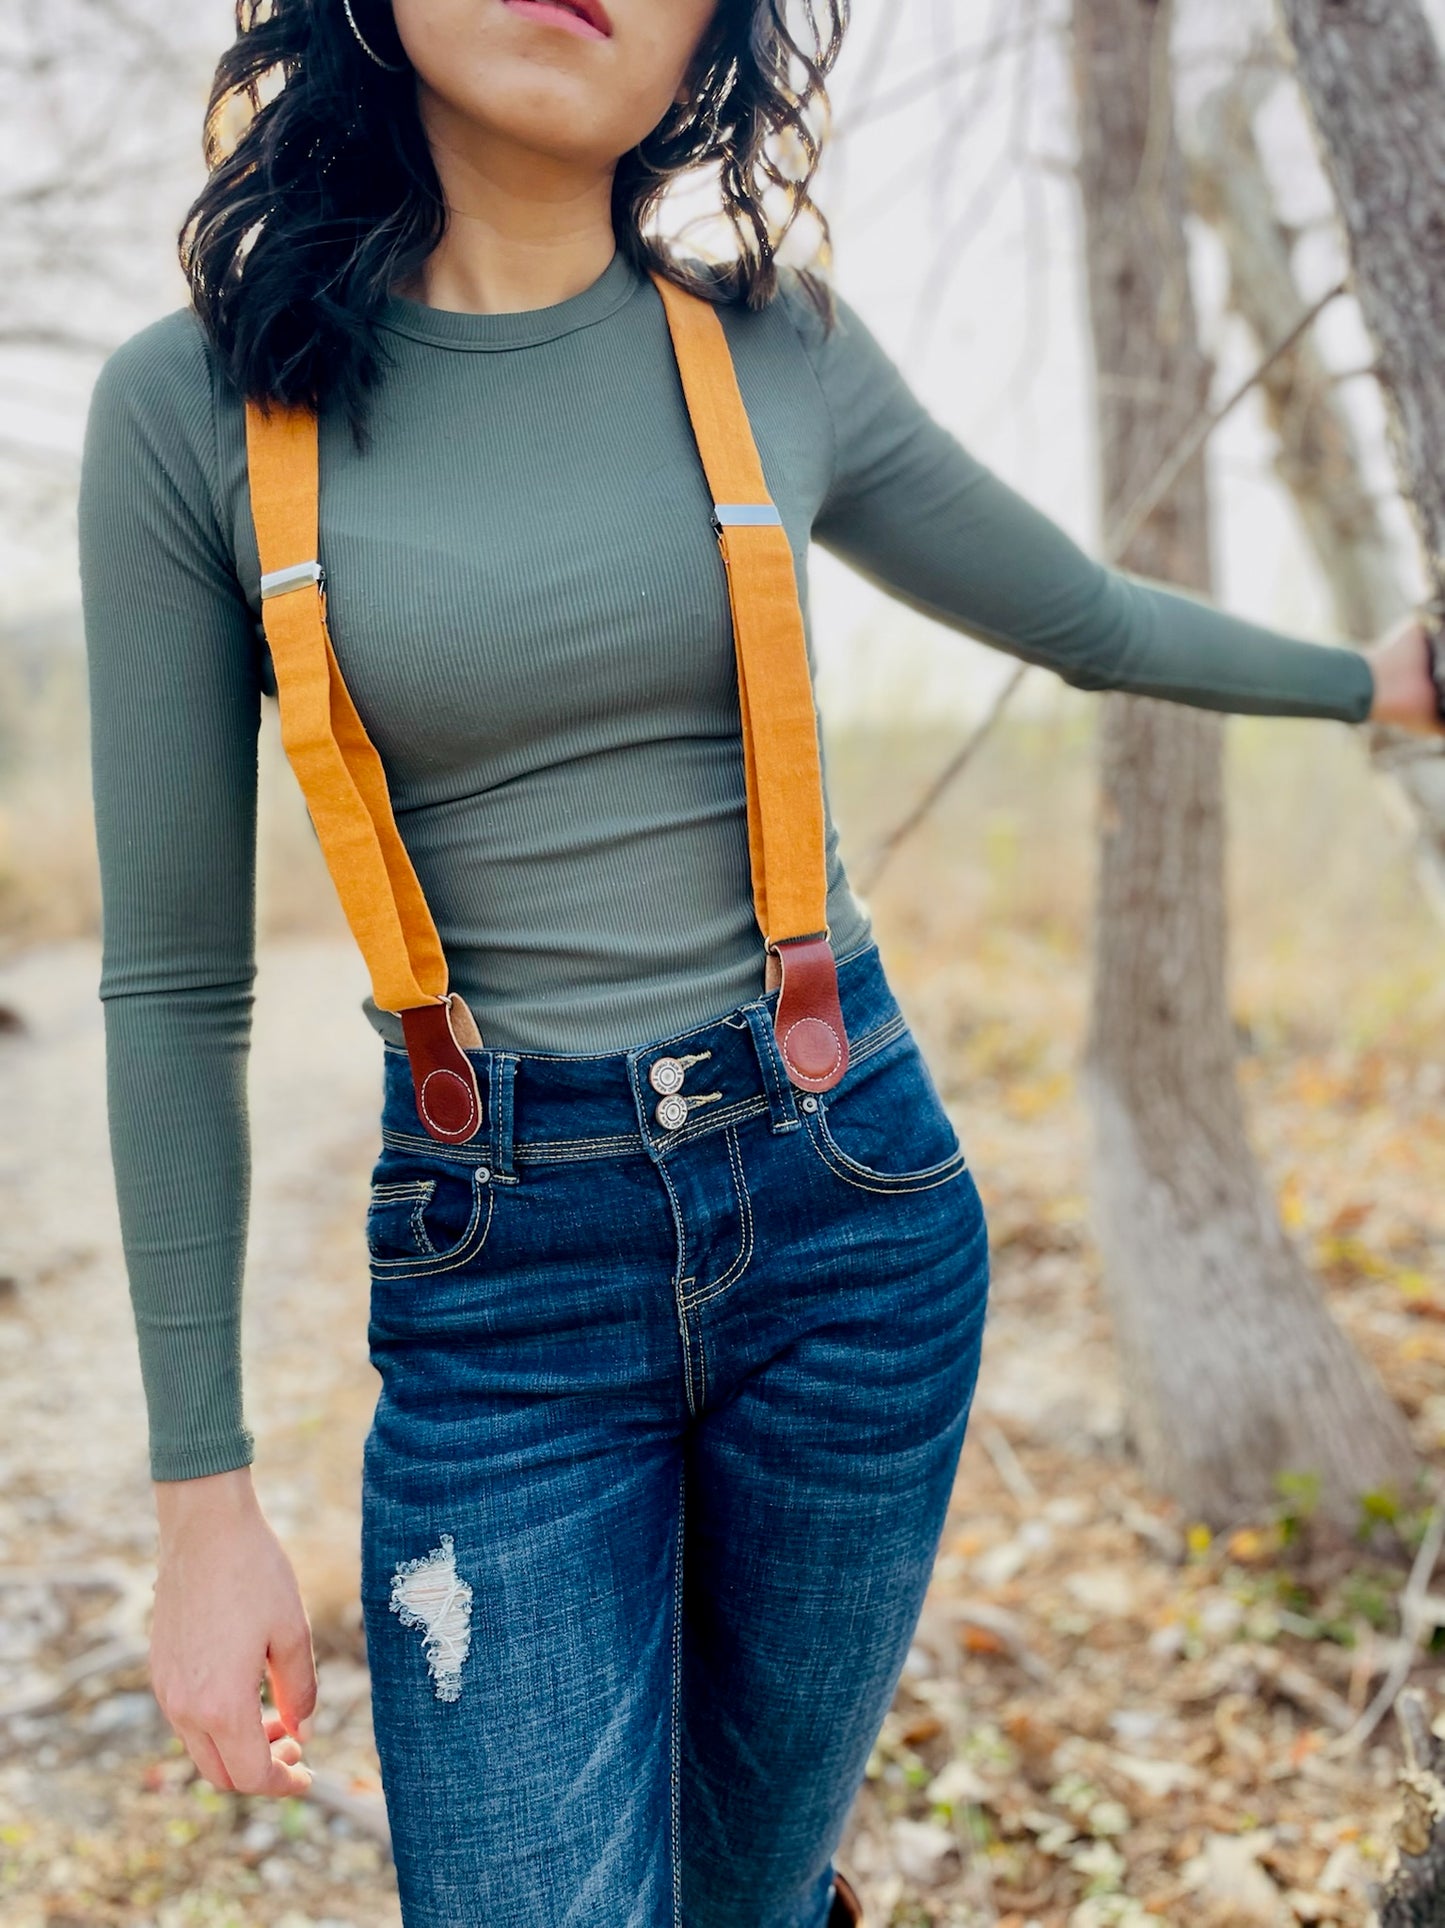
[{"xmin": 376, "ymin": 248, "xmax": 644, "ymax": 352}]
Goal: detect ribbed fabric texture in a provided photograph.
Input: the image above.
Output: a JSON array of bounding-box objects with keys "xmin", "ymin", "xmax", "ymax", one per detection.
[{"xmin": 78, "ymin": 251, "xmax": 1375, "ymax": 1480}]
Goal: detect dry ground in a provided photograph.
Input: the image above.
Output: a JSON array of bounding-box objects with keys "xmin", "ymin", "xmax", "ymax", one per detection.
[{"xmin": 2, "ymin": 701, "xmax": 1444, "ymax": 1927}]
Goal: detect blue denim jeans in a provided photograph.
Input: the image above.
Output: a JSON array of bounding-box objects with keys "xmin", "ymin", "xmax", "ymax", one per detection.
[{"xmin": 359, "ymin": 937, "xmax": 990, "ymax": 1928}]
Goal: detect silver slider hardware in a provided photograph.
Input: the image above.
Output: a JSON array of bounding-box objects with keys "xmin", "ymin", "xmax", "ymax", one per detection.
[
  {"xmin": 713, "ymin": 503, "xmax": 783, "ymax": 529},
  {"xmin": 260, "ymin": 559, "xmax": 325, "ymax": 601}
]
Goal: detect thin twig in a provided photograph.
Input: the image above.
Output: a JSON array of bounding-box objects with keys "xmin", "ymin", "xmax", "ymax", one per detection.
[
  {"xmin": 1327, "ymin": 1504, "xmax": 1445, "ymax": 1758},
  {"xmin": 952, "ymin": 1600, "xmax": 1054, "ymax": 1683},
  {"xmin": 1102, "ymin": 277, "xmax": 1348, "ymax": 561},
  {"xmin": 861, "ymin": 279, "xmax": 1350, "ymax": 891},
  {"xmin": 980, "ymin": 1421, "xmax": 1040, "ymax": 1507},
  {"xmin": 305, "ymin": 1770, "xmax": 393, "ymax": 1851},
  {"xmin": 857, "ymin": 663, "xmax": 1028, "ymax": 893}
]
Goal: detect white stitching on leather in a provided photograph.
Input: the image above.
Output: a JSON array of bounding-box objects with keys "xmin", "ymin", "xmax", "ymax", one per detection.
[
  {"xmin": 780, "ymin": 1015, "xmax": 843, "ymax": 1080},
  {"xmin": 418, "ymin": 1067, "xmax": 476, "ymax": 1136}
]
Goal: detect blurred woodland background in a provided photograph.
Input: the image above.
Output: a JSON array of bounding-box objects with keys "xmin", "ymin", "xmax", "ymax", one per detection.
[{"xmin": 4, "ymin": 0, "xmax": 1445, "ymax": 1924}]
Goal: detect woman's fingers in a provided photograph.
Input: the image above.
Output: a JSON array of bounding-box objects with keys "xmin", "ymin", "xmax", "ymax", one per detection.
[
  {"xmin": 267, "ymin": 1607, "xmax": 319, "ymax": 1743},
  {"xmin": 176, "ymin": 1721, "xmax": 238, "ymax": 1794},
  {"xmin": 209, "ymin": 1702, "xmax": 314, "ymax": 1797},
  {"xmin": 178, "ymin": 1707, "xmax": 306, "ymax": 1791}
]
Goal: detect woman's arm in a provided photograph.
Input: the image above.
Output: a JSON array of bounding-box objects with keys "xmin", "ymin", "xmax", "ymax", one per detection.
[
  {"xmin": 80, "ymin": 312, "xmax": 262, "ymax": 1485},
  {"xmin": 790, "ymin": 285, "xmax": 1440, "ymax": 732},
  {"xmin": 81, "ymin": 311, "xmax": 316, "ymax": 1799}
]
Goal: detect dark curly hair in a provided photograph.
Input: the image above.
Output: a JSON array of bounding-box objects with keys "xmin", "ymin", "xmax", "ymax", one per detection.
[{"xmin": 180, "ymin": 0, "xmax": 848, "ymax": 437}]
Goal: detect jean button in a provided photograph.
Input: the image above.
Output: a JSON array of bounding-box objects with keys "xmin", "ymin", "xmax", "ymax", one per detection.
[
  {"xmin": 655, "ymin": 1093, "xmax": 689, "ymax": 1130},
  {"xmin": 801, "ymin": 1096, "xmax": 819, "ymax": 1113},
  {"xmin": 648, "ymin": 1055, "xmax": 686, "ymax": 1095}
]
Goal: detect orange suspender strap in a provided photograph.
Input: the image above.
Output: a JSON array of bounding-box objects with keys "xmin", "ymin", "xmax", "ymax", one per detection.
[
  {"xmin": 244, "ymin": 403, "xmax": 486, "ymax": 1145},
  {"xmin": 649, "ymin": 273, "xmax": 848, "ymax": 1094},
  {"xmin": 244, "ymin": 275, "xmax": 849, "ymax": 1150}
]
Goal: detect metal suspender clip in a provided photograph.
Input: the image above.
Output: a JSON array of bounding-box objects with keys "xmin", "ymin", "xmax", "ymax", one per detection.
[
  {"xmin": 712, "ymin": 502, "xmax": 783, "ymax": 531},
  {"xmin": 261, "ymin": 559, "xmax": 326, "ymax": 601}
]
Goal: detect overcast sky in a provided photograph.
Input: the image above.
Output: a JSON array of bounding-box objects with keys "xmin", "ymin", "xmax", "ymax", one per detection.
[{"xmin": 3, "ymin": 0, "xmax": 1438, "ymax": 722}]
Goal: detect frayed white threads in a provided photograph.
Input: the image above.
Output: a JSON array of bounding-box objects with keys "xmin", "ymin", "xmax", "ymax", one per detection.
[{"xmin": 389, "ymin": 1532, "xmax": 473, "ymax": 1703}]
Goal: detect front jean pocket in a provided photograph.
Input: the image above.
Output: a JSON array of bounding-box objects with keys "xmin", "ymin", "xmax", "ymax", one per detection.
[
  {"xmin": 366, "ymin": 1161, "xmax": 494, "ymax": 1276},
  {"xmin": 803, "ymin": 1025, "xmax": 968, "ymax": 1194}
]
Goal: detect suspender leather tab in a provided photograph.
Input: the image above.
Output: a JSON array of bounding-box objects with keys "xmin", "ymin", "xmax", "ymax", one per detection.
[
  {"xmin": 400, "ymin": 994, "xmax": 484, "ymax": 1144},
  {"xmin": 766, "ymin": 933, "xmax": 849, "ymax": 1090}
]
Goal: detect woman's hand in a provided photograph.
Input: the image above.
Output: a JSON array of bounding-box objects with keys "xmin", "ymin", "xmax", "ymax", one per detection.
[
  {"xmin": 150, "ymin": 1467, "xmax": 318, "ymax": 1797},
  {"xmin": 1364, "ymin": 614, "xmax": 1445, "ymax": 734}
]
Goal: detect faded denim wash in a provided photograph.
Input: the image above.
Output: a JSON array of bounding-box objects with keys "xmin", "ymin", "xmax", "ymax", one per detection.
[{"xmin": 359, "ymin": 937, "xmax": 991, "ymax": 1928}]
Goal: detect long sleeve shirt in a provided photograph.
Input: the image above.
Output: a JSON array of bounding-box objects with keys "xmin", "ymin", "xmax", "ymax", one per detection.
[{"xmin": 77, "ymin": 250, "xmax": 1375, "ymax": 1479}]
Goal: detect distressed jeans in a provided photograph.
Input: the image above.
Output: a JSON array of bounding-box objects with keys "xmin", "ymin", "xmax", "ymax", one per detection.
[{"xmin": 359, "ymin": 937, "xmax": 991, "ymax": 1928}]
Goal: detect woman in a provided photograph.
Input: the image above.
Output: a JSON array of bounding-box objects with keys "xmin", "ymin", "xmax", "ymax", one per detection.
[{"xmin": 78, "ymin": 0, "xmax": 1444, "ymax": 1923}]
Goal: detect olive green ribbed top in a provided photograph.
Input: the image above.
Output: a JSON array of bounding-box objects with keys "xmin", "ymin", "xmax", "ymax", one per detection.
[{"xmin": 78, "ymin": 251, "xmax": 1374, "ymax": 1480}]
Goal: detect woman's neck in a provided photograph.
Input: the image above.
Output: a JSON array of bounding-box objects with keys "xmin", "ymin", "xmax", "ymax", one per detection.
[{"xmin": 400, "ymin": 95, "xmax": 618, "ymax": 316}]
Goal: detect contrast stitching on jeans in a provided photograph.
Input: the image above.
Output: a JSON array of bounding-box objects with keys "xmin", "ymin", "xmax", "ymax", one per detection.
[
  {"xmin": 380, "ymin": 1129, "xmax": 499, "ymax": 1164},
  {"xmin": 745, "ymin": 1000, "xmax": 799, "ymax": 1131},
  {"xmin": 680, "ymin": 1128, "xmax": 755, "ymax": 1312},
  {"xmin": 848, "ymin": 1009, "xmax": 908, "ymax": 1064},
  {"xmin": 654, "ymin": 1155, "xmax": 696, "ymax": 1417},
  {"xmin": 411, "ymin": 1189, "xmax": 436, "ymax": 1255},
  {"xmin": 490, "ymin": 1051, "xmax": 519, "ymax": 1180},
  {"xmin": 381, "ymin": 1125, "xmax": 639, "ymax": 1162},
  {"xmin": 513, "ymin": 1132, "xmax": 643, "ymax": 1160},
  {"xmin": 811, "ymin": 1120, "xmax": 969, "ymax": 1192},
  {"xmin": 368, "ymin": 1171, "xmax": 495, "ymax": 1273},
  {"xmin": 804, "ymin": 1112, "xmax": 969, "ymax": 1194},
  {"xmin": 367, "ymin": 1178, "xmax": 438, "ymax": 1255},
  {"xmin": 669, "ymin": 1468, "xmax": 685, "ymax": 1928},
  {"xmin": 518, "ymin": 1131, "xmax": 643, "ymax": 1154},
  {"xmin": 653, "ymin": 1095, "xmax": 769, "ymax": 1152},
  {"xmin": 379, "ymin": 1017, "xmax": 905, "ymax": 1167}
]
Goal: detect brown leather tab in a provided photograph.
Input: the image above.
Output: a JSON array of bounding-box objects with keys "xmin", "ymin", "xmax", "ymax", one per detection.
[
  {"xmin": 400, "ymin": 996, "xmax": 484, "ymax": 1144},
  {"xmin": 768, "ymin": 934, "xmax": 849, "ymax": 1093}
]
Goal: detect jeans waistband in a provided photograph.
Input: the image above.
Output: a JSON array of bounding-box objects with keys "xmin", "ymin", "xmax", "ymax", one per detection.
[{"xmin": 378, "ymin": 938, "xmax": 904, "ymax": 1178}]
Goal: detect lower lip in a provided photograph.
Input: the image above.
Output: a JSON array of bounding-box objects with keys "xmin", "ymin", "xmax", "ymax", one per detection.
[{"xmin": 500, "ymin": 0, "xmax": 609, "ymax": 40}]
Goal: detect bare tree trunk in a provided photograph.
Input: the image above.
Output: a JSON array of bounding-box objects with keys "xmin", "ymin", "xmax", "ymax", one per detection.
[
  {"xmin": 1189, "ymin": 73, "xmax": 1399, "ymax": 639},
  {"xmin": 1071, "ymin": 0, "xmax": 1415, "ymax": 1528},
  {"xmin": 1187, "ymin": 67, "xmax": 1445, "ymax": 909},
  {"xmin": 1275, "ymin": 2, "xmax": 1445, "ymax": 1896},
  {"xmin": 1277, "ymin": 0, "xmax": 1445, "ymax": 590}
]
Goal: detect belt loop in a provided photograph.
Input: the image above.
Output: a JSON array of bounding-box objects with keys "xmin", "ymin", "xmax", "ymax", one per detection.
[
  {"xmin": 487, "ymin": 1052, "xmax": 519, "ymax": 1182},
  {"xmin": 743, "ymin": 1003, "xmax": 800, "ymax": 1134}
]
